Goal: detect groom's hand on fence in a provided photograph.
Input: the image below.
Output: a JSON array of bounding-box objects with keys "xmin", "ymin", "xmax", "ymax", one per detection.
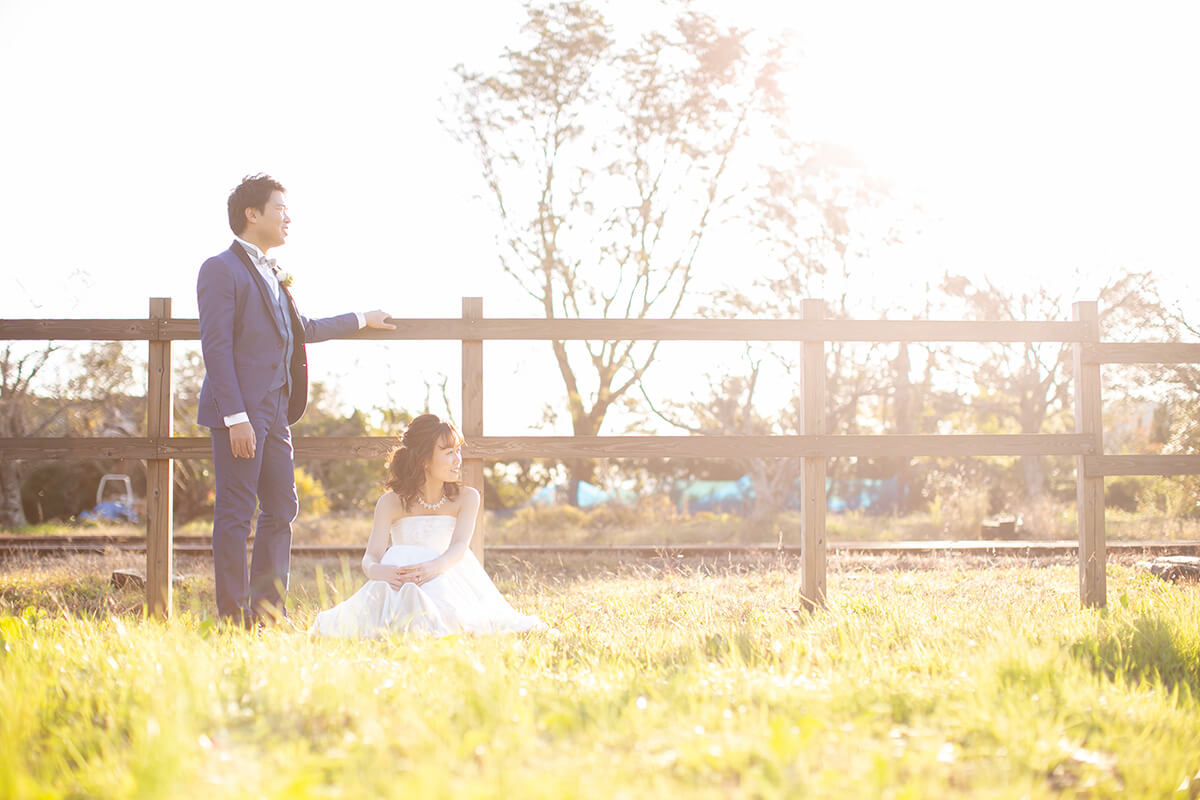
[
  {"xmin": 363, "ymin": 310, "xmax": 396, "ymax": 330},
  {"xmin": 229, "ymin": 422, "xmax": 256, "ymax": 459}
]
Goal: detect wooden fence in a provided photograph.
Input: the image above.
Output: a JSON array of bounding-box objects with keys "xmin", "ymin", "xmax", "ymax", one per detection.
[{"xmin": 3, "ymin": 297, "xmax": 1199, "ymax": 617}]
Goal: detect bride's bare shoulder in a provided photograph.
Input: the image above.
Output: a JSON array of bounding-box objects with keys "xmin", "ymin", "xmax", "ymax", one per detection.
[
  {"xmin": 455, "ymin": 485, "xmax": 480, "ymax": 508},
  {"xmin": 376, "ymin": 490, "xmax": 406, "ymax": 515}
]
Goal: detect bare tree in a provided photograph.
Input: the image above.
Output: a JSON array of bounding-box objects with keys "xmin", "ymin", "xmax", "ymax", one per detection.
[
  {"xmin": 642, "ymin": 347, "xmax": 799, "ymax": 523},
  {"xmin": 0, "ymin": 342, "xmax": 142, "ymax": 528},
  {"xmin": 0, "ymin": 344, "xmax": 58, "ymax": 527},
  {"xmin": 940, "ymin": 270, "xmax": 1177, "ymax": 500},
  {"xmin": 449, "ymin": 1, "xmax": 786, "ymax": 503},
  {"xmin": 681, "ymin": 140, "xmax": 914, "ymax": 517}
]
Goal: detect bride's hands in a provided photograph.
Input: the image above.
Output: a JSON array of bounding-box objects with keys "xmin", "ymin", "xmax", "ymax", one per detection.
[
  {"xmin": 373, "ymin": 566, "xmax": 409, "ymax": 591},
  {"xmin": 381, "ymin": 558, "xmax": 446, "ymax": 589}
]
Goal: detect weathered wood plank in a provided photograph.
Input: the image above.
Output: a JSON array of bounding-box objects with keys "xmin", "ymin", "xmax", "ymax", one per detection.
[
  {"xmin": 0, "ymin": 436, "xmax": 399, "ymax": 460},
  {"xmin": 3, "ymin": 317, "xmax": 1088, "ymax": 343},
  {"xmin": 0, "ymin": 433, "xmax": 1100, "ymax": 461},
  {"xmin": 1073, "ymin": 301, "xmax": 1106, "ymax": 608},
  {"xmin": 1085, "ymin": 454, "xmax": 1200, "ymax": 477},
  {"xmin": 293, "ymin": 437, "xmax": 398, "ymax": 459},
  {"xmin": 0, "ymin": 319, "xmax": 161, "ymax": 340},
  {"xmin": 145, "ymin": 299, "xmax": 173, "ymax": 619},
  {"xmin": 462, "ymin": 298, "xmax": 485, "ymax": 563},
  {"xmin": 9, "ymin": 539, "xmax": 1196, "ymax": 560},
  {"xmin": 800, "ymin": 299, "xmax": 827, "ymax": 608},
  {"xmin": 1138, "ymin": 555, "xmax": 1200, "ymax": 582},
  {"xmin": 159, "ymin": 319, "xmax": 200, "ymax": 340},
  {"xmin": 463, "ymin": 434, "xmax": 1098, "ymax": 459},
  {"xmin": 335, "ymin": 317, "xmax": 1090, "ymax": 343},
  {"xmin": 0, "ymin": 438, "xmax": 165, "ymax": 459},
  {"xmin": 1085, "ymin": 342, "xmax": 1200, "ymax": 365}
]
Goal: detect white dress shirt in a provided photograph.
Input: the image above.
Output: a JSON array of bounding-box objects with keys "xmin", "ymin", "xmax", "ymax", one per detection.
[{"xmin": 234, "ymin": 236, "xmax": 283, "ymax": 302}]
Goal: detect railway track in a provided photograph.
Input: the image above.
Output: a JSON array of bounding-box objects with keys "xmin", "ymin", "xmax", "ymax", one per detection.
[{"xmin": 3, "ymin": 535, "xmax": 1199, "ymax": 559}]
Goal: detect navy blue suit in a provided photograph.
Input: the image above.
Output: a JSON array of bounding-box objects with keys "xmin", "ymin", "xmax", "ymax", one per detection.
[{"xmin": 197, "ymin": 241, "xmax": 359, "ymax": 621}]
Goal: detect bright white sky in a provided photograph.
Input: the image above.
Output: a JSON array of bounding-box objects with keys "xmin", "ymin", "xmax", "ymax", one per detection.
[{"xmin": 2, "ymin": 0, "xmax": 1198, "ymax": 433}]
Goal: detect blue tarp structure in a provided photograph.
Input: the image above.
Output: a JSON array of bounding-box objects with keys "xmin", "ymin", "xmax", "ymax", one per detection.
[
  {"xmin": 678, "ymin": 475, "xmax": 754, "ymax": 513},
  {"xmin": 824, "ymin": 477, "xmax": 903, "ymax": 514},
  {"xmin": 529, "ymin": 480, "xmax": 628, "ymax": 508},
  {"xmin": 80, "ymin": 474, "xmax": 139, "ymax": 523},
  {"xmin": 679, "ymin": 475, "xmax": 905, "ymax": 515},
  {"xmin": 526, "ymin": 474, "xmax": 906, "ymax": 515},
  {"xmin": 79, "ymin": 501, "xmax": 139, "ymax": 523}
]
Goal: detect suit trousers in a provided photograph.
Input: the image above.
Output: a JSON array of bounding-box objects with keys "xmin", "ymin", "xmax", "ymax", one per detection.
[{"xmin": 210, "ymin": 386, "xmax": 299, "ymax": 622}]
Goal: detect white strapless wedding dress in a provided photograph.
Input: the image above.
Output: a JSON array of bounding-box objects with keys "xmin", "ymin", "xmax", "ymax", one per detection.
[{"xmin": 311, "ymin": 515, "xmax": 547, "ymax": 638}]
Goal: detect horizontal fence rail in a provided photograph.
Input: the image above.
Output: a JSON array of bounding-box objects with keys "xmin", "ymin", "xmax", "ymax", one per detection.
[
  {"xmin": 1085, "ymin": 455, "xmax": 1200, "ymax": 478},
  {"xmin": 1084, "ymin": 342, "xmax": 1200, "ymax": 365},
  {"xmin": 5, "ymin": 537, "xmax": 1199, "ymax": 560},
  {"xmin": 0, "ymin": 317, "xmax": 1090, "ymax": 343},
  {"xmin": 3, "ymin": 298, "xmax": 1198, "ymax": 616},
  {"xmin": 1, "ymin": 433, "xmax": 1101, "ymax": 461}
]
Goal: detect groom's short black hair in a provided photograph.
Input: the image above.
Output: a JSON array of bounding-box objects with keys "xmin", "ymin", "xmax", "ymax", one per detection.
[{"xmin": 228, "ymin": 174, "xmax": 286, "ymax": 235}]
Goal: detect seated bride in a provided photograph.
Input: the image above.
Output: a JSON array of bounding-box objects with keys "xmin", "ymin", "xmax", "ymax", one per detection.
[{"xmin": 311, "ymin": 413, "xmax": 548, "ymax": 638}]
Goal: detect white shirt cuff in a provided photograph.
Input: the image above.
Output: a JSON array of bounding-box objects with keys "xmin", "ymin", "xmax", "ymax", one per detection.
[
  {"xmin": 355, "ymin": 312, "xmax": 366, "ymax": 329},
  {"xmin": 223, "ymin": 412, "xmax": 250, "ymax": 427}
]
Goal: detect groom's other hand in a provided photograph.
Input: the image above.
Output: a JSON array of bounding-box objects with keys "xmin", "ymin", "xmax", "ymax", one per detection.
[
  {"xmin": 229, "ymin": 422, "xmax": 256, "ymax": 459},
  {"xmin": 363, "ymin": 310, "xmax": 396, "ymax": 330}
]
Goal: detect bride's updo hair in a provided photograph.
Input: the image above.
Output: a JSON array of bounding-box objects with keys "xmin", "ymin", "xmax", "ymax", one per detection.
[{"xmin": 385, "ymin": 413, "xmax": 464, "ymax": 511}]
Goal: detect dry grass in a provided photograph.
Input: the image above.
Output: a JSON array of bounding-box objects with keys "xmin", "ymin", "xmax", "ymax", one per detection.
[{"xmin": 0, "ymin": 546, "xmax": 1175, "ymax": 621}]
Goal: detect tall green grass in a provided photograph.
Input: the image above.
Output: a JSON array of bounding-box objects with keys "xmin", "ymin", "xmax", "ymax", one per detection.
[{"xmin": 2, "ymin": 555, "xmax": 1199, "ymax": 798}]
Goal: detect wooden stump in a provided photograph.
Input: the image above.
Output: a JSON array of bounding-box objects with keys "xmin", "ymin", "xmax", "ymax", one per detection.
[
  {"xmin": 1139, "ymin": 556, "xmax": 1200, "ymax": 583},
  {"xmin": 981, "ymin": 515, "xmax": 1018, "ymax": 540},
  {"xmin": 111, "ymin": 569, "xmax": 184, "ymax": 590}
]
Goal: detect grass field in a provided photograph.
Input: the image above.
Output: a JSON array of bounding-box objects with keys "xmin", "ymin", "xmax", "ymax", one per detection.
[{"xmin": 2, "ymin": 549, "xmax": 1199, "ymax": 798}]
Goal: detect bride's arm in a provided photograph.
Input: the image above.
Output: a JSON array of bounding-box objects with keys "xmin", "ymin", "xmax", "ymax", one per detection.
[
  {"xmin": 439, "ymin": 487, "xmax": 481, "ymax": 567},
  {"xmin": 361, "ymin": 492, "xmax": 404, "ymax": 580}
]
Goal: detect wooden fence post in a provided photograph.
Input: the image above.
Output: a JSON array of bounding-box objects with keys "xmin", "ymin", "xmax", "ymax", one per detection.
[
  {"xmin": 1072, "ymin": 301, "xmax": 1106, "ymax": 607},
  {"xmin": 462, "ymin": 297, "xmax": 485, "ymax": 563},
  {"xmin": 800, "ymin": 299, "xmax": 827, "ymax": 608},
  {"xmin": 146, "ymin": 298, "xmax": 173, "ymax": 618}
]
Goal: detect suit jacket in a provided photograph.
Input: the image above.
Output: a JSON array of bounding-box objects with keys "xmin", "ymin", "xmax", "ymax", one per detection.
[{"xmin": 196, "ymin": 242, "xmax": 360, "ymax": 427}]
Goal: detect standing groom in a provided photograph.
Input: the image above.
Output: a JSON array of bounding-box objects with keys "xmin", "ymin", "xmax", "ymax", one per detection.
[{"xmin": 197, "ymin": 174, "xmax": 394, "ymax": 626}]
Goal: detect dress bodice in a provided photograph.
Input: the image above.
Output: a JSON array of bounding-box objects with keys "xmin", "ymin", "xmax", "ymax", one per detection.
[{"xmin": 389, "ymin": 515, "xmax": 456, "ymax": 550}]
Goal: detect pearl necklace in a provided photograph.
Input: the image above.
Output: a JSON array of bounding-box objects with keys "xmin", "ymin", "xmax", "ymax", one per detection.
[{"xmin": 415, "ymin": 493, "xmax": 447, "ymax": 511}]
